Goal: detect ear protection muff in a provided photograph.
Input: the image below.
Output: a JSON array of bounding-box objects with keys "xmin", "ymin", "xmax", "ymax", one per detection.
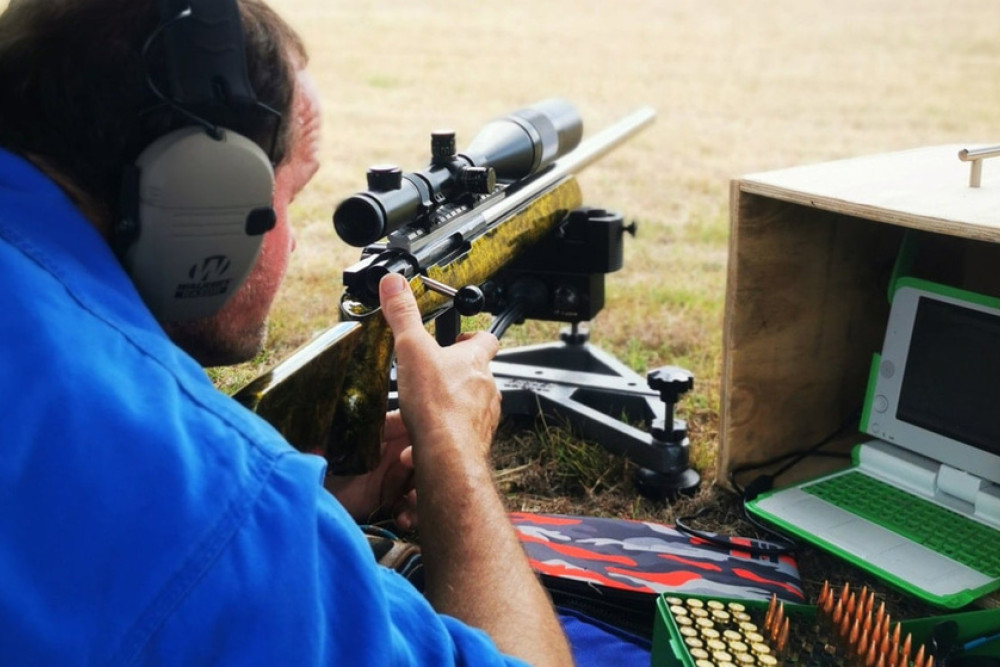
[{"xmin": 118, "ymin": 0, "xmax": 280, "ymax": 322}]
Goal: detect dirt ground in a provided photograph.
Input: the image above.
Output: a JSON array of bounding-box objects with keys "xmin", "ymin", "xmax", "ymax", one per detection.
[
  {"xmin": 256, "ymin": 0, "xmax": 999, "ymax": 617},
  {"xmin": 255, "ymin": 0, "xmax": 1000, "ymax": 613}
]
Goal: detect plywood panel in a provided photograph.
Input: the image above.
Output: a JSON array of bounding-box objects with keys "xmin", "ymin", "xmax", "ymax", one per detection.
[
  {"xmin": 719, "ymin": 146, "xmax": 1000, "ymax": 489},
  {"xmin": 739, "ymin": 145, "xmax": 1000, "ymax": 240},
  {"xmin": 720, "ymin": 190, "xmax": 901, "ymax": 487}
]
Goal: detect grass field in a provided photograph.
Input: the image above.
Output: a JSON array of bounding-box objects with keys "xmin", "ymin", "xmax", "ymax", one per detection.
[{"xmin": 217, "ymin": 0, "xmax": 999, "ymax": 520}]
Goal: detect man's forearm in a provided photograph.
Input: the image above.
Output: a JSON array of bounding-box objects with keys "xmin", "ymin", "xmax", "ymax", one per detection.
[{"xmin": 416, "ymin": 446, "xmax": 573, "ymax": 667}]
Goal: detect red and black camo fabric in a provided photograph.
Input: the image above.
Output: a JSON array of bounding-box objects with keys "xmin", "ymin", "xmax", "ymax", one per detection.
[{"xmin": 511, "ymin": 513, "xmax": 805, "ymax": 604}]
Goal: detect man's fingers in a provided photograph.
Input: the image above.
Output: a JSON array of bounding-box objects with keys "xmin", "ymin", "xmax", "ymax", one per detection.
[
  {"xmin": 383, "ymin": 410, "xmax": 409, "ymax": 444},
  {"xmin": 379, "ymin": 273, "xmax": 425, "ymax": 341},
  {"xmin": 457, "ymin": 330, "xmax": 500, "ymax": 361}
]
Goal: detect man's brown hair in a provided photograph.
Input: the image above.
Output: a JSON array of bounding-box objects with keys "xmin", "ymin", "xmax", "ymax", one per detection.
[{"xmin": 0, "ymin": 0, "xmax": 307, "ymax": 218}]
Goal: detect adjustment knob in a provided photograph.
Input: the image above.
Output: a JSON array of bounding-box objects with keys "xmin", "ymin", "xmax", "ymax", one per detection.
[
  {"xmin": 459, "ymin": 166, "xmax": 497, "ymax": 194},
  {"xmin": 431, "ymin": 131, "xmax": 457, "ymax": 162},
  {"xmin": 647, "ymin": 366, "xmax": 694, "ymax": 404},
  {"xmin": 366, "ymin": 164, "xmax": 402, "ymax": 192},
  {"xmin": 553, "ymin": 285, "xmax": 580, "ymax": 312}
]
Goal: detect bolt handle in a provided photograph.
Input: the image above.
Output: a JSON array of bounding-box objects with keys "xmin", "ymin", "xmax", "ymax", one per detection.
[
  {"xmin": 647, "ymin": 366, "xmax": 694, "ymax": 404},
  {"xmin": 420, "ymin": 275, "xmax": 486, "ymax": 316}
]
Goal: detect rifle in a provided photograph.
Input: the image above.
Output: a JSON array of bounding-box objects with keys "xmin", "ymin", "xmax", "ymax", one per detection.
[{"xmin": 234, "ymin": 100, "xmax": 665, "ymax": 481}]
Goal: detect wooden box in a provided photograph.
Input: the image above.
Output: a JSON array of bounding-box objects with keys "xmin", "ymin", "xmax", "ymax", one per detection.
[{"xmin": 719, "ymin": 144, "xmax": 1000, "ymax": 489}]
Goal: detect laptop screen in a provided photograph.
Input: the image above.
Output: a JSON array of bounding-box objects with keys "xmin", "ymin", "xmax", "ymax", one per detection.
[
  {"xmin": 864, "ymin": 279, "xmax": 1000, "ymax": 486},
  {"xmin": 898, "ymin": 296, "xmax": 1000, "ymax": 455}
]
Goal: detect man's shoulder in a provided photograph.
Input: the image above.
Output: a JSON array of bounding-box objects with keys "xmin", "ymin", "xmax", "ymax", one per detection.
[{"xmin": 0, "ymin": 157, "xmax": 338, "ymax": 661}]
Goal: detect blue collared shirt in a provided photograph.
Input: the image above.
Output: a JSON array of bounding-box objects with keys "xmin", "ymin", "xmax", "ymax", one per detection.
[{"xmin": 0, "ymin": 149, "xmax": 522, "ymax": 666}]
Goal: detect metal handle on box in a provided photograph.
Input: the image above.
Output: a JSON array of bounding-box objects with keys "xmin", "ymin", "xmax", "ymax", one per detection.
[{"xmin": 958, "ymin": 144, "xmax": 1000, "ymax": 187}]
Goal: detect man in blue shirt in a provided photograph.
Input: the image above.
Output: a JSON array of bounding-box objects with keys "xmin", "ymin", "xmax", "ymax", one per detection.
[{"xmin": 0, "ymin": 1, "xmax": 572, "ymax": 664}]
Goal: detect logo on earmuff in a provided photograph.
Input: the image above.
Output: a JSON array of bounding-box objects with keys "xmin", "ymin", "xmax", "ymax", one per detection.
[{"xmin": 174, "ymin": 255, "xmax": 234, "ymax": 300}]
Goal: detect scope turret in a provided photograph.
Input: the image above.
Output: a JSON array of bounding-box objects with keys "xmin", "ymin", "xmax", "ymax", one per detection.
[{"xmin": 333, "ymin": 99, "xmax": 583, "ymax": 247}]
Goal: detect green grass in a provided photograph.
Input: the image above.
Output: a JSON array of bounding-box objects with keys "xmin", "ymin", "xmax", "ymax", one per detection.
[{"xmin": 210, "ymin": 0, "xmax": 998, "ymax": 516}]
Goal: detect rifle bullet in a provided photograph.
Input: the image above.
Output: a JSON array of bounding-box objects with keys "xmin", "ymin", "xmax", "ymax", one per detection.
[
  {"xmin": 684, "ymin": 637, "xmax": 705, "ymax": 650},
  {"xmin": 765, "ymin": 594, "xmax": 777, "ymax": 633},
  {"xmin": 865, "ymin": 637, "xmax": 879, "ymax": 667},
  {"xmin": 878, "ymin": 626, "xmax": 890, "ymax": 659},
  {"xmin": 901, "ymin": 633, "xmax": 911, "ymax": 664},
  {"xmin": 832, "ymin": 596, "xmax": 845, "ymax": 631},
  {"xmin": 728, "ymin": 640, "xmax": 749, "ymax": 655},
  {"xmin": 849, "ymin": 615, "xmax": 860, "ymax": 650},
  {"xmin": 689, "ymin": 646, "xmax": 710, "ymax": 661},
  {"xmin": 913, "ymin": 644, "xmax": 925, "ymax": 667},
  {"xmin": 712, "ymin": 649, "xmax": 734, "ymax": 663},
  {"xmin": 823, "ymin": 588, "xmax": 835, "ymax": 617},
  {"xmin": 777, "ymin": 617, "xmax": 789, "ymax": 654},
  {"xmin": 856, "ymin": 627, "xmax": 870, "ymax": 662},
  {"xmin": 713, "ymin": 610, "xmax": 732, "ymax": 624},
  {"xmin": 819, "ymin": 580, "xmax": 831, "ymax": 607},
  {"xmin": 864, "ymin": 631, "xmax": 878, "ymax": 663},
  {"xmin": 838, "ymin": 603, "xmax": 851, "ymax": 640}
]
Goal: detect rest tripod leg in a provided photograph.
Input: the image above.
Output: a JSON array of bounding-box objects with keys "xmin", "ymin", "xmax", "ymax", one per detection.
[{"xmin": 491, "ymin": 327, "xmax": 700, "ymax": 501}]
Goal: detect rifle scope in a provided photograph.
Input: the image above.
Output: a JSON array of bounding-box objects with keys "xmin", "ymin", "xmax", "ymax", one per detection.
[{"xmin": 333, "ymin": 99, "xmax": 583, "ymax": 247}]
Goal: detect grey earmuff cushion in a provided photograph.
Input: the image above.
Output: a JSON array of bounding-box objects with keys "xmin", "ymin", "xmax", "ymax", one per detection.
[{"xmin": 123, "ymin": 126, "xmax": 275, "ymax": 322}]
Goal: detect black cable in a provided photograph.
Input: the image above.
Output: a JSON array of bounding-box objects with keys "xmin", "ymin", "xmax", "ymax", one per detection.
[
  {"xmin": 675, "ymin": 407, "xmax": 863, "ymax": 557},
  {"xmin": 728, "ymin": 406, "xmax": 861, "ymax": 498},
  {"xmin": 675, "ymin": 506, "xmax": 799, "ymax": 557},
  {"xmin": 488, "ymin": 301, "xmax": 525, "ymax": 339}
]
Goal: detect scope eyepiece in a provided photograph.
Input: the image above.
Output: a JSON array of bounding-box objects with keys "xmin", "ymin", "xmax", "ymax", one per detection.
[{"xmin": 332, "ymin": 99, "xmax": 583, "ymax": 247}]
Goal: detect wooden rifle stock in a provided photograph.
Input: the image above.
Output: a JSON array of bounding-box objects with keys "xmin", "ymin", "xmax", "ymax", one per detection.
[{"xmin": 232, "ymin": 106, "xmax": 655, "ymax": 476}]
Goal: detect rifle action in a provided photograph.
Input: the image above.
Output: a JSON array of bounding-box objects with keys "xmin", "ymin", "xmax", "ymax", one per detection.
[{"xmin": 235, "ymin": 99, "xmax": 656, "ymax": 477}]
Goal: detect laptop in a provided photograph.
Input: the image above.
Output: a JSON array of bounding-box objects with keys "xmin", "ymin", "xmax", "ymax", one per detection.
[{"xmin": 746, "ymin": 276, "xmax": 1000, "ymax": 608}]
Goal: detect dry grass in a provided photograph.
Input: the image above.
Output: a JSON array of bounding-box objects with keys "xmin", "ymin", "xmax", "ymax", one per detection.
[{"xmin": 226, "ymin": 0, "xmax": 996, "ymax": 607}]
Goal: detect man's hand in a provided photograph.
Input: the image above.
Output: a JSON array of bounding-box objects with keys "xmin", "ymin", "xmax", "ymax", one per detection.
[
  {"xmin": 376, "ymin": 272, "xmax": 572, "ymax": 667},
  {"xmin": 326, "ymin": 411, "xmax": 416, "ymax": 528},
  {"xmin": 378, "ymin": 272, "xmax": 501, "ymax": 465}
]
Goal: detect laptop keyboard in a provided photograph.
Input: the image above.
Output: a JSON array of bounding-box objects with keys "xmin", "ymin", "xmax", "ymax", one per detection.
[{"xmin": 803, "ymin": 471, "xmax": 1000, "ymax": 577}]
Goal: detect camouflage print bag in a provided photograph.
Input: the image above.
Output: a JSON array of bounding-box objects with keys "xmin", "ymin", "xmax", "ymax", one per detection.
[{"xmin": 510, "ymin": 512, "xmax": 805, "ymax": 638}]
